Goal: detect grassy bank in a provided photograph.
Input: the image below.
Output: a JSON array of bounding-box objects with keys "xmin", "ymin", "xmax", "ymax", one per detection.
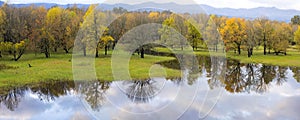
[
  {"xmin": 152, "ymin": 47, "xmax": 300, "ymax": 67},
  {"xmin": 0, "ymin": 52, "xmax": 180, "ymax": 90}
]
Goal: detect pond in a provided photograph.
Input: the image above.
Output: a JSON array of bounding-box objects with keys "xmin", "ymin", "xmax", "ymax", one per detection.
[{"xmin": 1, "ymin": 56, "xmax": 300, "ymax": 120}]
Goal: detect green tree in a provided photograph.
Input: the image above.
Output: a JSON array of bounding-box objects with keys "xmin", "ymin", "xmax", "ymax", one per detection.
[
  {"xmin": 0, "ymin": 8, "xmax": 6, "ymax": 58},
  {"xmin": 294, "ymin": 26, "xmax": 300, "ymax": 51},
  {"xmin": 255, "ymin": 17, "xmax": 273, "ymax": 55},
  {"xmin": 245, "ymin": 20, "xmax": 258, "ymax": 57},
  {"xmin": 204, "ymin": 15, "xmax": 224, "ymax": 52},
  {"xmin": 271, "ymin": 22, "xmax": 291, "ymax": 55},
  {"xmin": 185, "ymin": 19, "xmax": 202, "ymax": 50},
  {"xmin": 291, "ymin": 15, "xmax": 300, "ymax": 25}
]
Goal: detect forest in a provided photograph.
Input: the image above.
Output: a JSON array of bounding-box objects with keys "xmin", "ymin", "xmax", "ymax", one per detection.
[{"xmin": 0, "ymin": 4, "xmax": 300, "ymax": 61}]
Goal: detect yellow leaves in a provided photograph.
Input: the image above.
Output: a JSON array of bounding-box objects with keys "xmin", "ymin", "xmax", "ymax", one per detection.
[
  {"xmin": 220, "ymin": 17, "xmax": 247, "ymax": 43},
  {"xmin": 101, "ymin": 36, "xmax": 114, "ymax": 44},
  {"xmin": 83, "ymin": 4, "xmax": 97, "ymax": 20},
  {"xmin": 46, "ymin": 7, "xmax": 63, "ymax": 25},
  {"xmin": 148, "ymin": 12, "xmax": 159, "ymax": 19},
  {"xmin": 0, "ymin": 8, "xmax": 6, "ymax": 24},
  {"xmin": 0, "ymin": 42, "xmax": 12, "ymax": 51},
  {"xmin": 0, "ymin": 40, "xmax": 26, "ymax": 51},
  {"xmin": 294, "ymin": 26, "xmax": 300, "ymax": 50},
  {"xmin": 14, "ymin": 40, "xmax": 26, "ymax": 50}
]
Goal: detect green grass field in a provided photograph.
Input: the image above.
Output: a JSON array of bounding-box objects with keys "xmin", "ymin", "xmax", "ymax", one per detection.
[
  {"xmin": 0, "ymin": 51, "xmax": 180, "ymax": 91},
  {"xmin": 152, "ymin": 47, "xmax": 300, "ymax": 67},
  {"xmin": 1, "ymin": 46, "xmax": 300, "ymax": 92}
]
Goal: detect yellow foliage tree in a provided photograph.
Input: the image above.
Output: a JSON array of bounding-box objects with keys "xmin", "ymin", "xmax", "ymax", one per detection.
[{"xmin": 220, "ymin": 18, "xmax": 247, "ymax": 54}]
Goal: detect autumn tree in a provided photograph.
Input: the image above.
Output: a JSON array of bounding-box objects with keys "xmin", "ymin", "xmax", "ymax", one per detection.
[
  {"xmin": 81, "ymin": 5, "xmax": 110, "ymax": 57},
  {"xmin": 270, "ymin": 22, "xmax": 291, "ymax": 55},
  {"xmin": 61, "ymin": 8, "xmax": 82, "ymax": 53},
  {"xmin": 185, "ymin": 19, "xmax": 202, "ymax": 50},
  {"xmin": 46, "ymin": 6, "xmax": 64, "ymax": 52},
  {"xmin": 245, "ymin": 20, "xmax": 257, "ymax": 57},
  {"xmin": 30, "ymin": 6, "xmax": 47, "ymax": 55},
  {"xmin": 294, "ymin": 26, "xmax": 300, "ymax": 51},
  {"xmin": 0, "ymin": 7, "xmax": 6, "ymax": 58},
  {"xmin": 220, "ymin": 18, "xmax": 247, "ymax": 54},
  {"xmin": 204, "ymin": 15, "xmax": 224, "ymax": 52},
  {"xmin": 159, "ymin": 16, "xmax": 175, "ymax": 47},
  {"xmin": 158, "ymin": 15, "xmax": 185, "ymax": 49},
  {"xmin": 255, "ymin": 17, "xmax": 273, "ymax": 55},
  {"xmin": 99, "ymin": 28, "xmax": 114, "ymax": 56},
  {"xmin": 2, "ymin": 5, "xmax": 31, "ymax": 61},
  {"xmin": 108, "ymin": 13, "xmax": 126, "ymax": 50}
]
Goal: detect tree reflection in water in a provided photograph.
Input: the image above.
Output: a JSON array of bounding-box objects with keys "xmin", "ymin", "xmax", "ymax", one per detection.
[
  {"xmin": 78, "ymin": 81, "xmax": 110, "ymax": 111},
  {"xmin": 0, "ymin": 81, "xmax": 75, "ymax": 111},
  {"xmin": 0, "ymin": 87, "xmax": 27, "ymax": 111},
  {"xmin": 123, "ymin": 79, "xmax": 158, "ymax": 103},
  {"xmin": 159, "ymin": 56, "xmax": 300, "ymax": 94},
  {"xmin": 291, "ymin": 67, "xmax": 300, "ymax": 82},
  {"xmin": 1, "ymin": 57, "xmax": 300, "ymax": 113}
]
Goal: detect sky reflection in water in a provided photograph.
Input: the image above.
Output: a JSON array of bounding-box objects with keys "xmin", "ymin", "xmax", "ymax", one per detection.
[{"xmin": 0, "ymin": 58, "xmax": 300, "ymax": 120}]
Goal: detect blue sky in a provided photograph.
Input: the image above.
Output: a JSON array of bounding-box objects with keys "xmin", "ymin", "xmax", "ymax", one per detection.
[{"xmin": 2, "ymin": 0, "xmax": 300, "ymax": 10}]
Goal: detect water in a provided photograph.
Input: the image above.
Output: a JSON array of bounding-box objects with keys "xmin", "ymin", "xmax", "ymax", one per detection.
[{"xmin": 1, "ymin": 56, "xmax": 300, "ymax": 120}]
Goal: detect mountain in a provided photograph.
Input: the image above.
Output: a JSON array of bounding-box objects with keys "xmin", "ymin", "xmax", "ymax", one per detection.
[{"xmin": 6, "ymin": 2, "xmax": 300, "ymax": 22}]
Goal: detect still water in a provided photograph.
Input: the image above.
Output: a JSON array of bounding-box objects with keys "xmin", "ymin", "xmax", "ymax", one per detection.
[{"xmin": 1, "ymin": 56, "xmax": 300, "ymax": 120}]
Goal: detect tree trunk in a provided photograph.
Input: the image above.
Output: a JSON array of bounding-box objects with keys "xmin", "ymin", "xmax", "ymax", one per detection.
[
  {"xmin": 0, "ymin": 51, "xmax": 2, "ymax": 58},
  {"xmin": 238, "ymin": 45, "xmax": 241, "ymax": 55},
  {"xmin": 54, "ymin": 47, "xmax": 57, "ymax": 52},
  {"xmin": 83, "ymin": 46, "xmax": 86, "ymax": 57},
  {"xmin": 141, "ymin": 47, "xmax": 144, "ymax": 58},
  {"xmin": 215, "ymin": 45, "xmax": 218, "ymax": 52},
  {"xmin": 13, "ymin": 51, "xmax": 17, "ymax": 61},
  {"xmin": 45, "ymin": 48, "xmax": 50, "ymax": 58},
  {"xmin": 112, "ymin": 40, "xmax": 117, "ymax": 50},
  {"xmin": 247, "ymin": 48, "xmax": 253, "ymax": 58},
  {"xmin": 45, "ymin": 53, "xmax": 49, "ymax": 58},
  {"xmin": 95, "ymin": 47, "xmax": 99, "ymax": 58},
  {"xmin": 64, "ymin": 48, "xmax": 69, "ymax": 54},
  {"xmin": 247, "ymin": 49, "xmax": 251, "ymax": 57},
  {"xmin": 263, "ymin": 36, "xmax": 267, "ymax": 55},
  {"xmin": 105, "ymin": 45, "xmax": 108, "ymax": 55}
]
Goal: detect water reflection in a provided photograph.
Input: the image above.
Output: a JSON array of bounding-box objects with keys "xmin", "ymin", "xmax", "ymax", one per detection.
[
  {"xmin": 0, "ymin": 56, "xmax": 300, "ymax": 119},
  {"xmin": 0, "ymin": 87, "xmax": 27, "ymax": 111},
  {"xmin": 159, "ymin": 56, "xmax": 300, "ymax": 93},
  {"xmin": 78, "ymin": 81, "xmax": 110, "ymax": 111},
  {"xmin": 123, "ymin": 80, "xmax": 158, "ymax": 103}
]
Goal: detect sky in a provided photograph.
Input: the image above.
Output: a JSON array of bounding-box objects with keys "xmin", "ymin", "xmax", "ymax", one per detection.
[{"xmin": 2, "ymin": 0, "xmax": 300, "ymax": 11}]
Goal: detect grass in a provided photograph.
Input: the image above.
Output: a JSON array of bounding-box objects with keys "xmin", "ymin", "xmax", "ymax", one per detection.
[
  {"xmin": 225, "ymin": 51, "xmax": 300, "ymax": 67},
  {"xmin": 152, "ymin": 47, "xmax": 300, "ymax": 67},
  {"xmin": 1, "ymin": 46, "xmax": 300, "ymax": 92},
  {"xmin": 0, "ymin": 51, "xmax": 180, "ymax": 91}
]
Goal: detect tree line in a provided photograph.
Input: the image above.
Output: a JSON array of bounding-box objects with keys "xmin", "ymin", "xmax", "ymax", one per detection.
[{"xmin": 0, "ymin": 4, "xmax": 300, "ymax": 61}]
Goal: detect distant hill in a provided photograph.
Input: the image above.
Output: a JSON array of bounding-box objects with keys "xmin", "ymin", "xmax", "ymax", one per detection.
[{"xmin": 3, "ymin": 1, "xmax": 300, "ymax": 22}]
